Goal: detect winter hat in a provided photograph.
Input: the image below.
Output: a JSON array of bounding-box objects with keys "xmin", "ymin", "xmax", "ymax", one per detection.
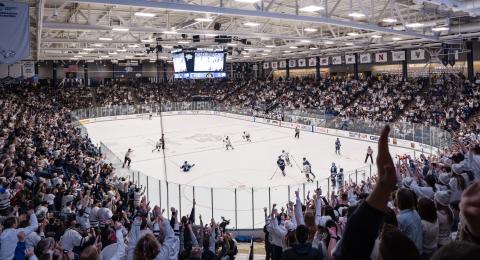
[
  {"xmin": 438, "ymin": 172, "xmax": 451, "ymax": 185},
  {"xmin": 434, "ymin": 190, "xmax": 451, "ymax": 207}
]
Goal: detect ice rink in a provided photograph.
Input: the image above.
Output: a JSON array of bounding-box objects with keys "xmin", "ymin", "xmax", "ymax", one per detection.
[{"xmin": 84, "ymin": 114, "xmax": 416, "ymax": 228}]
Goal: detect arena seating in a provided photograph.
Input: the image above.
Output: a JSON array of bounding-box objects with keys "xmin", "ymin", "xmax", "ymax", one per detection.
[{"xmin": 0, "ymin": 74, "xmax": 480, "ymax": 260}]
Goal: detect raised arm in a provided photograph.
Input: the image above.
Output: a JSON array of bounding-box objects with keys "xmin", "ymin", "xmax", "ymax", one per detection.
[
  {"xmin": 294, "ymin": 190, "xmax": 305, "ymax": 225},
  {"xmin": 334, "ymin": 125, "xmax": 396, "ymax": 260}
]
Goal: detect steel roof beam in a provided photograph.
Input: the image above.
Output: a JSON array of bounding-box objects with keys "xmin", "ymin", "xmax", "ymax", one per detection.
[{"xmin": 66, "ymin": 0, "xmax": 438, "ymax": 40}]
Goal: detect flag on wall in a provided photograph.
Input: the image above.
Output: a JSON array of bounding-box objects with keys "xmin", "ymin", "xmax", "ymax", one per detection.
[
  {"xmin": 411, "ymin": 49, "xmax": 425, "ymax": 60},
  {"xmin": 308, "ymin": 57, "xmax": 316, "ymax": 66},
  {"xmin": 297, "ymin": 59, "xmax": 306, "ymax": 67},
  {"xmin": 263, "ymin": 62, "xmax": 270, "ymax": 69},
  {"xmin": 271, "ymin": 61, "xmax": 278, "ymax": 69},
  {"xmin": 279, "ymin": 60, "xmax": 286, "ymax": 68},
  {"xmin": 0, "ymin": 1, "xmax": 30, "ymax": 64},
  {"xmin": 392, "ymin": 51, "xmax": 405, "ymax": 61},
  {"xmin": 375, "ymin": 52, "xmax": 388, "ymax": 63},
  {"xmin": 288, "ymin": 59, "xmax": 296, "ymax": 68},
  {"xmin": 345, "ymin": 55, "xmax": 356, "ymax": 64},
  {"xmin": 360, "ymin": 53, "xmax": 371, "ymax": 63},
  {"xmin": 319, "ymin": 57, "xmax": 329, "ymax": 66},
  {"xmin": 332, "ymin": 56, "xmax": 342, "ymax": 65}
]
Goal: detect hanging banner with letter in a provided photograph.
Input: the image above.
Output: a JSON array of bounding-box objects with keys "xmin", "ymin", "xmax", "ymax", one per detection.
[
  {"xmin": 319, "ymin": 57, "xmax": 329, "ymax": 66},
  {"xmin": 392, "ymin": 51, "xmax": 405, "ymax": 61},
  {"xmin": 308, "ymin": 58, "xmax": 316, "ymax": 66},
  {"xmin": 332, "ymin": 56, "xmax": 342, "ymax": 65},
  {"xmin": 375, "ymin": 52, "xmax": 388, "ymax": 63},
  {"xmin": 279, "ymin": 60, "xmax": 286, "ymax": 68},
  {"xmin": 411, "ymin": 49, "xmax": 425, "ymax": 60},
  {"xmin": 263, "ymin": 62, "xmax": 270, "ymax": 69},
  {"xmin": 345, "ymin": 55, "xmax": 356, "ymax": 64},
  {"xmin": 22, "ymin": 60, "xmax": 34, "ymax": 78},
  {"xmin": 0, "ymin": 1, "xmax": 30, "ymax": 64},
  {"xmin": 360, "ymin": 53, "xmax": 371, "ymax": 63},
  {"xmin": 271, "ymin": 61, "xmax": 278, "ymax": 69},
  {"xmin": 297, "ymin": 59, "xmax": 306, "ymax": 67}
]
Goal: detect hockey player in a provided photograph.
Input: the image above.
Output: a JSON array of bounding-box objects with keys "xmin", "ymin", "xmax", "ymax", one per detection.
[
  {"xmin": 224, "ymin": 136, "xmax": 234, "ymax": 150},
  {"xmin": 152, "ymin": 137, "xmax": 164, "ymax": 152},
  {"xmin": 281, "ymin": 150, "xmax": 292, "ymax": 167},
  {"xmin": 277, "ymin": 156, "xmax": 286, "ymax": 176},
  {"xmin": 122, "ymin": 148, "xmax": 133, "ymax": 168},
  {"xmin": 242, "ymin": 131, "xmax": 251, "ymax": 142},
  {"xmin": 180, "ymin": 161, "xmax": 195, "ymax": 172},
  {"xmin": 149, "ymin": 113, "xmax": 153, "ymax": 120},
  {"xmin": 365, "ymin": 146, "xmax": 373, "ymax": 163},
  {"xmin": 330, "ymin": 162, "xmax": 337, "ymax": 188},
  {"xmin": 294, "ymin": 126, "xmax": 300, "ymax": 139},
  {"xmin": 302, "ymin": 163, "xmax": 314, "ymax": 182},
  {"xmin": 335, "ymin": 138, "xmax": 341, "ymax": 155},
  {"xmin": 302, "ymin": 157, "xmax": 316, "ymax": 178},
  {"xmin": 337, "ymin": 168, "xmax": 344, "ymax": 189}
]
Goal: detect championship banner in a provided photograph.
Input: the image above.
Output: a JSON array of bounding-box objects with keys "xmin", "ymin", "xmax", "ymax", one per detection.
[
  {"xmin": 345, "ymin": 55, "xmax": 355, "ymax": 64},
  {"xmin": 308, "ymin": 57, "xmax": 316, "ymax": 66},
  {"xmin": 271, "ymin": 61, "xmax": 278, "ymax": 69},
  {"xmin": 22, "ymin": 60, "xmax": 34, "ymax": 78},
  {"xmin": 375, "ymin": 52, "xmax": 388, "ymax": 63},
  {"xmin": 0, "ymin": 1, "xmax": 30, "ymax": 64},
  {"xmin": 360, "ymin": 53, "xmax": 371, "ymax": 63},
  {"xmin": 263, "ymin": 62, "xmax": 270, "ymax": 69},
  {"xmin": 332, "ymin": 56, "xmax": 342, "ymax": 65},
  {"xmin": 411, "ymin": 49, "xmax": 425, "ymax": 60},
  {"xmin": 279, "ymin": 60, "xmax": 286, "ymax": 68},
  {"xmin": 319, "ymin": 57, "xmax": 329, "ymax": 66},
  {"xmin": 297, "ymin": 59, "xmax": 306, "ymax": 67},
  {"xmin": 288, "ymin": 59, "xmax": 296, "ymax": 68},
  {"xmin": 392, "ymin": 51, "xmax": 405, "ymax": 61}
]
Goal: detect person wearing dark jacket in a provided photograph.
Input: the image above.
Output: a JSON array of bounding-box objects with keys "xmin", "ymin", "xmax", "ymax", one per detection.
[{"xmin": 282, "ymin": 225, "xmax": 323, "ymax": 260}]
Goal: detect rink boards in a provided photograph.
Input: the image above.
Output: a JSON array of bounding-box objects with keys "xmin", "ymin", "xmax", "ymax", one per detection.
[{"xmin": 79, "ymin": 110, "xmax": 437, "ymax": 154}]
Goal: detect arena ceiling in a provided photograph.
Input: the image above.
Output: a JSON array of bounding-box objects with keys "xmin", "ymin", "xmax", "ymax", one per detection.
[{"xmin": 27, "ymin": 0, "xmax": 480, "ymax": 62}]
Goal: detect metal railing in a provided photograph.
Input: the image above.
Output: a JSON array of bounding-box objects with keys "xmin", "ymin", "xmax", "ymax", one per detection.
[{"xmin": 71, "ymin": 102, "xmax": 451, "ymax": 229}]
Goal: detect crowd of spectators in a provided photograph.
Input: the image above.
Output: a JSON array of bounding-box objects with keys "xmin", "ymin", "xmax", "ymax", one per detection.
[{"xmin": 0, "ymin": 73, "xmax": 480, "ymax": 260}]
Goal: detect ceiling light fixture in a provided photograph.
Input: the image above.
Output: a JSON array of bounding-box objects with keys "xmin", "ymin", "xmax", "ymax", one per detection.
[
  {"xmin": 162, "ymin": 30, "xmax": 178, "ymax": 34},
  {"xmin": 265, "ymin": 45, "xmax": 275, "ymax": 48},
  {"xmin": 309, "ymin": 47, "xmax": 318, "ymax": 50},
  {"xmin": 112, "ymin": 28, "xmax": 129, "ymax": 32},
  {"xmin": 244, "ymin": 22, "xmax": 260, "ymax": 27},
  {"xmin": 382, "ymin": 18, "xmax": 397, "ymax": 23},
  {"xmin": 392, "ymin": 37, "xmax": 402, "ymax": 41},
  {"xmin": 127, "ymin": 44, "xmax": 139, "ymax": 48},
  {"xmin": 99, "ymin": 37, "xmax": 112, "ymax": 41},
  {"xmin": 134, "ymin": 12, "xmax": 155, "ymax": 17},
  {"xmin": 83, "ymin": 48, "xmax": 94, "ymax": 51},
  {"xmin": 405, "ymin": 22, "xmax": 425, "ymax": 28},
  {"xmin": 178, "ymin": 41, "xmax": 190, "ymax": 44},
  {"xmin": 299, "ymin": 5, "xmax": 325, "ymax": 12},
  {"xmin": 289, "ymin": 46, "xmax": 298, "ymax": 49},
  {"xmin": 235, "ymin": 0, "xmax": 260, "ymax": 3},
  {"xmin": 348, "ymin": 12, "xmax": 366, "ymax": 18},
  {"xmin": 347, "ymin": 32, "xmax": 359, "ymax": 36},
  {"xmin": 371, "ymin": 35, "xmax": 382, "ymax": 38},
  {"xmin": 432, "ymin": 26, "xmax": 449, "ymax": 32},
  {"xmin": 324, "ymin": 40, "xmax": 335, "ymax": 44},
  {"xmin": 195, "ymin": 17, "xmax": 214, "ymax": 22},
  {"xmin": 304, "ymin": 28, "xmax": 318, "ymax": 32}
]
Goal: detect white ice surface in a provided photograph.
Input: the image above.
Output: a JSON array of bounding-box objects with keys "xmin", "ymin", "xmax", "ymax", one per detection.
[{"xmin": 84, "ymin": 114, "xmax": 415, "ymax": 229}]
